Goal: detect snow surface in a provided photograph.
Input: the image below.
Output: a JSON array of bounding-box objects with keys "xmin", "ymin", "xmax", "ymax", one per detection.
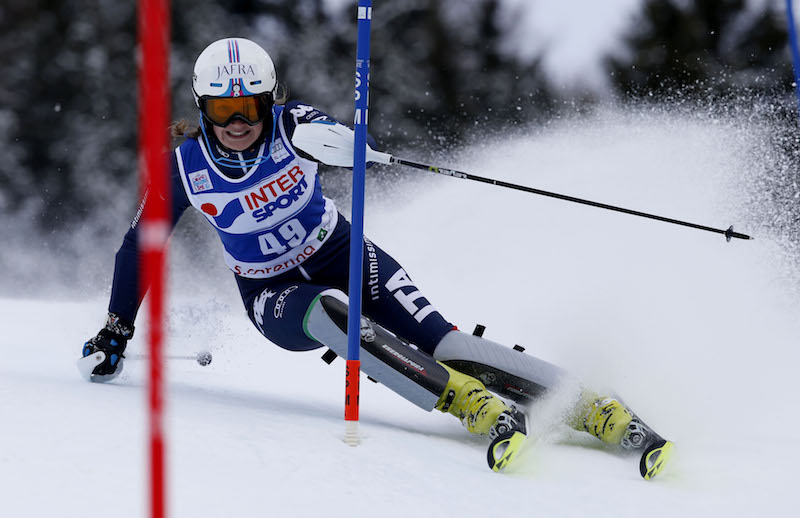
[{"xmin": 2, "ymin": 108, "xmax": 798, "ymax": 517}]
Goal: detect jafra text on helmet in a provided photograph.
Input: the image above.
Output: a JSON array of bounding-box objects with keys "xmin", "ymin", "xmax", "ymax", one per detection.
[{"xmin": 215, "ymin": 63, "xmax": 257, "ymax": 82}]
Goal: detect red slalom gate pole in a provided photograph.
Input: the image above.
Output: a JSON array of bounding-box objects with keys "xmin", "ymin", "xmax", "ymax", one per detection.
[
  {"xmin": 137, "ymin": 1, "xmax": 170, "ymax": 517},
  {"xmin": 344, "ymin": 358, "xmax": 360, "ymax": 445}
]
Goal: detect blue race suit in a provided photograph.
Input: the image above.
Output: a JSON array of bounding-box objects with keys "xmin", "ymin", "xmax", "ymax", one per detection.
[{"xmin": 108, "ymin": 101, "xmax": 453, "ymax": 355}]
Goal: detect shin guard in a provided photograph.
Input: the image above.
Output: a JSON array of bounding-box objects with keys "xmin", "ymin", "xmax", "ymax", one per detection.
[
  {"xmin": 303, "ymin": 290, "xmax": 450, "ymax": 411},
  {"xmin": 433, "ymin": 330, "xmax": 577, "ymax": 404}
]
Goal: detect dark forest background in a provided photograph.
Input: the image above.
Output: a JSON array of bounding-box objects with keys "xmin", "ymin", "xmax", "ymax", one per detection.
[{"xmin": 0, "ymin": 0, "xmax": 797, "ymax": 263}]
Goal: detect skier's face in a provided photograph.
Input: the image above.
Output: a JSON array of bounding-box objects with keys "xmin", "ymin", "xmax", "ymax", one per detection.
[{"xmin": 213, "ymin": 119, "xmax": 264, "ymax": 151}]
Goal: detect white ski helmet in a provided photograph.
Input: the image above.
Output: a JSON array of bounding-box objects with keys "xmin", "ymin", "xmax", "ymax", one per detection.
[{"xmin": 192, "ymin": 37, "xmax": 278, "ymax": 106}]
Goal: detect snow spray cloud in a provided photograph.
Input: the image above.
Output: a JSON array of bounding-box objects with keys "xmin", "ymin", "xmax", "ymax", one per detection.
[
  {"xmin": 364, "ymin": 99, "xmax": 800, "ymax": 470},
  {"xmin": 460, "ymin": 94, "xmax": 800, "ymax": 291},
  {"xmin": 2, "ymin": 94, "xmax": 799, "ymax": 300}
]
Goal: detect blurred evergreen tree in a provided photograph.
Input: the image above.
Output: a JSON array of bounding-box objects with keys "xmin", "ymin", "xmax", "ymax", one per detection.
[
  {"xmin": 0, "ymin": 0, "xmax": 552, "ymax": 231},
  {"xmin": 0, "ymin": 0, "xmax": 137, "ymax": 229},
  {"xmin": 607, "ymin": 0, "xmax": 793, "ymax": 98},
  {"xmin": 238, "ymin": 0, "xmax": 554, "ymax": 148},
  {"xmin": 367, "ymin": 0, "xmax": 553, "ymax": 148}
]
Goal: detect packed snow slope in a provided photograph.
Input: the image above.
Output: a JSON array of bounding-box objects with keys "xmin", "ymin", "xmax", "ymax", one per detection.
[{"xmin": 2, "ymin": 108, "xmax": 797, "ymax": 518}]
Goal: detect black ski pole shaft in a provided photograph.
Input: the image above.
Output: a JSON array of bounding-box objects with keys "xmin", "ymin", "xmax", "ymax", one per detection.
[
  {"xmin": 130, "ymin": 352, "xmax": 213, "ymax": 365},
  {"xmin": 390, "ymin": 157, "xmax": 752, "ymax": 242},
  {"xmin": 132, "ymin": 354, "xmax": 194, "ymax": 360}
]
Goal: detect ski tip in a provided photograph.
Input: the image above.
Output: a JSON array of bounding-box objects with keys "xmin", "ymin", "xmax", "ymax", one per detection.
[
  {"xmin": 76, "ymin": 351, "xmax": 105, "ymax": 382},
  {"xmin": 639, "ymin": 440, "xmax": 674, "ymax": 480},
  {"xmin": 487, "ymin": 431, "xmax": 527, "ymax": 473}
]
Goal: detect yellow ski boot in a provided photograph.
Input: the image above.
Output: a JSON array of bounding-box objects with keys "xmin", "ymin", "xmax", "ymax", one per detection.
[
  {"xmin": 571, "ymin": 391, "xmax": 674, "ymax": 480},
  {"xmin": 436, "ymin": 364, "xmax": 527, "ymax": 471},
  {"xmin": 580, "ymin": 395, "xmax": 634, "ymax": 445},
  {"xmin": 436, "ymin": 365, "xmax": 509, "ymax": 435}
]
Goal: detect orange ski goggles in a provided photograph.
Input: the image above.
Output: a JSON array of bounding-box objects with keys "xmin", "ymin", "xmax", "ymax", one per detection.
[{"xmin": 199, "ymin": 93, "xmax": 272, "ymax": 127}]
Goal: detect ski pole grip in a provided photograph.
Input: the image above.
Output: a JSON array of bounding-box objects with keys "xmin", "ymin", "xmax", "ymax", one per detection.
[{"xmin": 366, "ymin": 148, "xmax": 393, "ymax": 165}]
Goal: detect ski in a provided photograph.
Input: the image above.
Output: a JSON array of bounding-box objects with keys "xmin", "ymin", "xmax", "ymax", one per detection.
[
  {"xmin": 619, "ymin": 410, "xmax": 675, "ymax": 480},
  {"xmin": 640, "ymin": 438, "xmax": 674, "ymax": 480},
  {"xmin": 487, "ymin": 430, "xmax": 527, "ymax": 472},
  {"xmin": 486, "ymin": 406, "xmax": 529, "ymax": 472},
  {"xmin": 486, "ymin": 412, "xmax": 674, "ymax": 478}
]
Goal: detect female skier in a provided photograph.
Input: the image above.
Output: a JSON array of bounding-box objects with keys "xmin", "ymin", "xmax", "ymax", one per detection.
[{"xmin": 79, "ymin": 38, "xmax": 669, "ymax": 475}]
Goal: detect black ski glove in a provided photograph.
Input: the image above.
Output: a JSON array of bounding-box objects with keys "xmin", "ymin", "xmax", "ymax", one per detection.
[{"xmin": 80, "ymin": 313, "xmax": 135, "ymax": 381}]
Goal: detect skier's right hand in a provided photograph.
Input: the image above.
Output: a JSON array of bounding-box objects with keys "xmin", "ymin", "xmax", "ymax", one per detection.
[{"xmin": 77, "ymin": 313, "xmax": 135, "ymax": 382}]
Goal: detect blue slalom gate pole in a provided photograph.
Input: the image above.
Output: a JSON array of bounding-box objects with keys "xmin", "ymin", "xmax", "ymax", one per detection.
[
  {"xmin": 344, "ymin": 0, "xmax": 373, "ymax": 446},
  {"xmin": 785, "ymin": 0, "xmax": 800, "ymax": 117}
]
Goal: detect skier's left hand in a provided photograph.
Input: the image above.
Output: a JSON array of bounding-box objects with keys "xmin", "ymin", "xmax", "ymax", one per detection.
[{"xmin": 77, "ymin": 313, "xmax": 135, "ymax": 382}]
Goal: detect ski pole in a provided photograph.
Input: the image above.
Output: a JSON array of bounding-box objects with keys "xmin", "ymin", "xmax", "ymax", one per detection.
[
  {"xmin": 389, "ymin": 156, "xmax": 752, "ymax": 242},
  {"xmin": 291, "ymin": 122, "xmax": 753, "ymax": 242},
  {"xmin": 130, "ymin": 352, "xmax": 213, "ymax": 366}
]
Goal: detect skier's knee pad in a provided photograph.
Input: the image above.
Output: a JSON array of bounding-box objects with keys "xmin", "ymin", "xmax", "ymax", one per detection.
[
  {"xmin": 248, "ymin": 282, "xmax": 327, "ymax": 351},
  {"xmin": 304, "ymin": 290, "xmax": 450, "ymax": 411},
  {"xmin": 432, "ymin": 330, "xmax": 577, "ymax": 403}
]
